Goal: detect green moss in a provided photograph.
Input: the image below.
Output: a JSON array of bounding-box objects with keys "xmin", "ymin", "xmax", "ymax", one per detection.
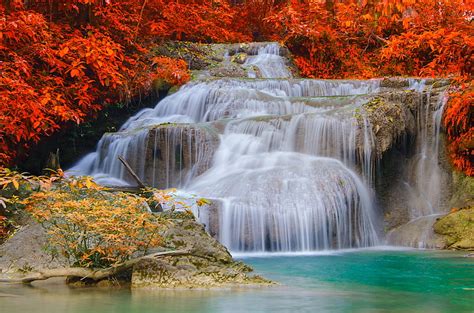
[
  {"xmin": 434, "ymin": 208, "xmax": 474, "ymax": 250},
  {"xmin": 363, "ymin": 97, "xmax": 386, "ymax": 112},
  {"xmin": 449, "ymin": 171, "xmax": 474, "ymax": 209},
  {"xmin": 231, "ymin": 53, "xmax": 247, "ymax": 64}
]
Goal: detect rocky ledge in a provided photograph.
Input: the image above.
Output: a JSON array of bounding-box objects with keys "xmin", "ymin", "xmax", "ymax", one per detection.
[
  {"xmin": 132, "ymin": 212, "xmax": 272, "ymax": 288},
  {"xmin": 434, "ymin": 207, "xmax": 474, "ymax": 250},
  {"xmin": 0, "ymin": 212, "xmax": 272, "ymax": 288}
]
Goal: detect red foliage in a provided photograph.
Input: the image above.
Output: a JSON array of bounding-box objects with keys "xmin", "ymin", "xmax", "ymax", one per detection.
[
  {"xmin": 1, "ymin": 0, "xmax": 472, "ymax": 174},
  {"xmin": 0, "ymin": 2, "xmax": 194, "ymax": 166},
  {"xmin": 266, "ymin": 0, "xmax": 472, "ymax": 79},
  {"xmin": 444, "ymin": 82, "xmax": 473, "ymax": 176}
]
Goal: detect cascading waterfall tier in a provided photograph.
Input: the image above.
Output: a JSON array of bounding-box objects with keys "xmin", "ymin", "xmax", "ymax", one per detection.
[
  {"xmin": 384, "ymin": 81, "xmax": 450, "ymax": 248},
  {"xmin": 69, "ymin": 42, "xmax": 447, "ymax": 252}
]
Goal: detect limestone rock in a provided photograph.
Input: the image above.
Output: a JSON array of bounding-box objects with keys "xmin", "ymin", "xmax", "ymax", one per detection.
[
  {"xmin": 132, "ymin": 213, "xmax": 272, "ymax": 288},
  {"xmin": 142, "ymin": 123, "xmax": 220, "ymax": 188},
  {"xmin": 386, "ymin": 215, "xmax": 446, "ymax": 248},
  {"xmin": 0, "ymin": 218, "xmax": 67, "ymax": 273},
  {"xmin": 434, "ymin": 207, "xmax": 474, "ymax": 250}
]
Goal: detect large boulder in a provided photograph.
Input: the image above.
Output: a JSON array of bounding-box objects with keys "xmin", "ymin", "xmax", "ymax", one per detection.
[
  {"xmin": 0, "ymin": 218, "xmax": 67, "ymax": 273},
  {"xmin": 132, "ymin": 213, "xmax": 271, "ymax": 288},
  {"xmin": 434, "ymin": 207, "xmax": 474, "ymax": 250}
]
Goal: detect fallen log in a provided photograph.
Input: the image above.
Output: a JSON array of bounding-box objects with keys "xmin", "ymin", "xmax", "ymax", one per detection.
[
  {"xmin": 0, "ymin": 249, "xmax": 189, "ymax": 284},
  {"xmin": 118, "ymin": 155, "xmax": 147, "ymax": 189}
]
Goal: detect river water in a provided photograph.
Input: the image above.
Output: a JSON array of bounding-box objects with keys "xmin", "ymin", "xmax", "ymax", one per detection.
[{"xmin": 1, "ymin": 249, "xmax": 473, "ymax": 313}]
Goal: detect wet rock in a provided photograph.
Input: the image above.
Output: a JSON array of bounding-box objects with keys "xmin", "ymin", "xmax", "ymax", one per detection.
[
  {"xmin": 358, "ymin": 89, "xmax": 441, "ymax": 158},
  {"xmin": 366, "ymin": 83, "xmax": 455, "ymax": 235},
  {"xmin": 142, "ymin": 123, "xmax": 220, "ymax": 188},
  {"xmin": 194, "ymin": 198, "xmax": 221, "ymax": 239},
  {"xmin": 231, "ymin": 53, "xmax": 247, "ymax": 64},
  {"xmin": 386, "ymin": 215, "xmax": 446, "ymax": 248},
  {"xmin": 448, "ymin": 171, "xmax": 474, "ymax": 209},
  {"xmin": 209, "ymin": 64, "xmax": 247, "ymax": 78},
  {"xmin": 380, "ymin": 77, "xmax": 411, "ymax": 88}
]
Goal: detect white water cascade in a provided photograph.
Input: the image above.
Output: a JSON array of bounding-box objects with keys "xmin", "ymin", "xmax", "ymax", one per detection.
[
  {"xmin": 69, "ymin": 43, "xmax": 447, "ymax": 252},
  {"xmin": 384, "ymin": 81, "xmax": 449, "ymax": 248},
  {"xmin": 404, "ymin": 80, "xmax": 448, "ymax": 218}
]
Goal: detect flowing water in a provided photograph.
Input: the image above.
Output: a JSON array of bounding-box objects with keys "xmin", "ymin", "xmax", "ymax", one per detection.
[
  {"xmin": 68, "ymin": 43, "xmax": 448, "ymax": 251},
  {"xmin": 1, "ymin": 250, "xmax": 473, "ymax": 313},
  {"xmin": 20, "ymin": 43, "xmax": 468, "ymax": 311}
]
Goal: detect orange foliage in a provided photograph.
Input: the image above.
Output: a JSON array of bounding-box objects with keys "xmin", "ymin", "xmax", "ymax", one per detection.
[
  {"xmin": 26, "ymin": 180, "xmax": 166, "ymax": 268},
  {"xmin": 444, "ymin": 83, "xmax": 473, "ymax": 175},
  {"xmin": 152, "ymin": 56, "xmax": 191, "ymax": 86},
  {"xmin": 0, "ymin": 2, "xmax": 193, "ymax": 166},
  {"xmin": 266, "ymin": 0, "xmax": 472, "ymax": 79},
  {"xmin": 1, "ymin": 0, "xmax": 473, "ymax": 174}
]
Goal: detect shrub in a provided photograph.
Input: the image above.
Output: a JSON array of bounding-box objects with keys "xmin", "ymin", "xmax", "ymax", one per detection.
[{"xmin": 25, "ymin": 177, "xmax": 168, "ymax": 268}]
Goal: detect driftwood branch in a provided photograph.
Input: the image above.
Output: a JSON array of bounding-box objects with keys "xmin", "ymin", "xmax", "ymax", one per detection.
[
  {"xmin": 118, "ymin": 155, "xmax": 147, "ymax": 189},
  {"xmin": 0, "ymin": 250, "xmax": 189, "ymax": 284}
]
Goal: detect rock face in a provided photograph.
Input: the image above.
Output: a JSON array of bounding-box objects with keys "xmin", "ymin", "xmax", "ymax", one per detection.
[
  {"xmin": 363, "ymin": 80, "xmax": 449, "ymax": 158},
  {"xmin": 368, "ymin": 79, "xmax": 473, "ymax": 249},
  {"xmin": 0, "ymin": 218, "xmax": 67, "ymax": 273},
  {"xmin": 434, "ymin": 208, "xmax": 474, "ymax": 250},
  {"xmin": 0, "ymin": 212, "xmax": 270, "ymax": 288},
  {"xmin": 142, "ymin": 124, "xmax": 219, "ymax": 188},
  {"xmin": 386, "ymin": 215, "xmax": 446, "ymax": 249},
  {"xmin": 132, "ymin": 213, "xmax": 271, "ymax": 288},
  {"xmin": 366, "ymin": 81, "xmax": 453, "ymax": 236}
]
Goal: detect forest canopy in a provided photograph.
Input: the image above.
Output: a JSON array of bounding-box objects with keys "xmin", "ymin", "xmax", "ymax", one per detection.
[{"xmin": 0, "ymin": 0, "xmax": 473, "ymax": 174}]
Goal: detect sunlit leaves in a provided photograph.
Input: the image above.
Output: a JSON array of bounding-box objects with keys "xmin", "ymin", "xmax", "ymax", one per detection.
[{"xmin": 25, "ymin": 176, "xmax": 168, "ymax": 268}]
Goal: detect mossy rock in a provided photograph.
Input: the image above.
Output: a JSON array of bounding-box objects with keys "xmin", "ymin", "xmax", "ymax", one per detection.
[
  {"xmin": 131, "ymin": 215, "xmax": 273, "ymax": 288},
  {"xmin": 449, "ymin": 171, "xmax": 474, "ymax": 209},
  {"xmin": 380, "ymin": 78, "xmax": 410, "ymax": 88},
  {"xmin": 231, "ymin": 53, "xmax": 247, "ymax": 64},
  {"xmin": 434, "ymin": 207, "xmax": 474, "ymax": 250}
]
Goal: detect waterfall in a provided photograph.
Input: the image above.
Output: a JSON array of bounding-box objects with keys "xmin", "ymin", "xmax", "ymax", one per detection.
[
  {"xmin": 69, "ymin": 42, "xmax": 447, "ymax": 252},
  {"xmin": 403, "ymin": 85, "xmax": 448, "ymax": 218},
  {"xmin": 384, "ymin": 81, "xmax": 449, "ymax": 248},
  {"xmin": 243, "ymin": 43, "xmax": 292, "ymax": 78}
]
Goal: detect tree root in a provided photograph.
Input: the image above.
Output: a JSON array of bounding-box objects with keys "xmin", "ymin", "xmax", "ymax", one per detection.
[{"xmin": 0, "ymin": 250, "xmax": 190, "ymax": 284}]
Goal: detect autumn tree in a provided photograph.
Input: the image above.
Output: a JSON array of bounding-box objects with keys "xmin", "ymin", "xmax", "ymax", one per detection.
[
  {"xmin": 1, "ymin": 0, "xmax": 472, "ymax": 174},
  {"xmin": 0, "ymin": 1, "xmax": 191, "ymax": 166}
]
